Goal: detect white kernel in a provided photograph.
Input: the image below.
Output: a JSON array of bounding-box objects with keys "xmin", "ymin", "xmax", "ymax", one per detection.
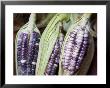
[
  {"xmin": 68, "ymin": 66, "xmax": 75, "ymax": 70},
  {"xmin": 70, "ymin": 60, "xmax": 76, "ymax": 64},
  {"xmin": 73, "ymin": 51, "xmax": 78, "ymax": 55},
  {"xmin": 67, "ymin": 42, "xmax": 73, "ymax": 46},
  {"xmin": 35, "ymin": 43, "xmax": 39, "ymax": 46},
  {"xmin": 20, "ymin": 60, "xmax": 26, "ymax": 63},
  {"xmin": 65, "ymin": 50, "xmax": 71, "ymax": 54},
  {"xmin": 76, "ymin": 66, "xmax": 79, "ymax": 69},
  {"xmin": 32, "ymin": 62, "xmax": 36, "ymax": 65},
  {"xmin": 84, "ymin": 34, "xmax": 88, "ymax": 37}
]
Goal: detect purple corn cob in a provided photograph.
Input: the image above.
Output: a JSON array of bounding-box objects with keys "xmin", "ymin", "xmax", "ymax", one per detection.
[
  {"xmin": 45, "ymin": 39, "xmax": 60, "ymax": 75},
  {"xmin": 62, "ymin": 28, "xmax": 79, "ymax": 70},
  {"xmin": 16, "ymin": 14, "xmax": 41, "ymax": 75},
  {"xmin": 75, "ymin": 29, "xmax": 89, "ymax": 70},
  {"xmin": 17, "ymin": 33, "xmax": 23, "ymax": 75},
  {"xmin": 16, "ymin": 31, "xmax": 40, "ymax": 75},
  {"xmin": 62, "ymin": 25, "xmax": 89, "ymax": 75},
  {"xmin": 17, "ymin": 32, "xmax": 28, "ymax": 75},
  {"xmin": 45, "ymin": 33, "xmax": 64, "ymax": 75},
  {"xmin": 27, "ymin": 31, "xmax": 40, "ymax": 75},
  {"xmin": 67, "ymin": 29, "xmax": 84, "ymax": 75}
]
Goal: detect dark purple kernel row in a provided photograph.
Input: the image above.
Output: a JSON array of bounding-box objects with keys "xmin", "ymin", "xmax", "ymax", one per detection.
[
  {"xmin": 16, "ymin": 31, "xmax": 40, "ymax": 75},
  {"xmin": 27, "ymin": 31, "xmax": 40, "ymax": 75},
  {"xmin": 20, "ymin": 33, "xmax": 28, "ymax": 75},
  {"xmin": 75, "ymin": 30, "xmax": 89, "ymax": 70}
]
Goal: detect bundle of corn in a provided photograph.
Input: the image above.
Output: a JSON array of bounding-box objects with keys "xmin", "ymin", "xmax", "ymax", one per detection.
[
  {"xmin": 15, "ymin": 13, "xmax": 41, "ymax": 75},
  {"xmin": 14, "ymin": 13, "xmax": 96, "ymax": 75}
]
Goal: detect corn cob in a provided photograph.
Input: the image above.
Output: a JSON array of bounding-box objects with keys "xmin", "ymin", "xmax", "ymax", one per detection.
[
  {"xmin": 63, "ymin": 28, "xmax": 89, "ymax": 75},
  {"xmin": 16, "ymin": 32, "xmax": 28, "ymax": 75},
  {"xmin": 59, "ymin": 13, "xmax": 92, "ymax": 75},
  {"xmin": 75, "ymin": 34, "xmax": 94, "ymax": 75},
  {"xmin": 45, "ymin": 33, "xmax": 64, "ymax": 75},
  {"xmin": 15, "ymin": 13, "xmax": 40, "ymax": 75},
  {"xmin": 36, "ymin": 13, "xmax": 69, "ymax": 75},
  {"xmin": 27, "ymin": 31, "xmax": 40, "ymax": 75}
]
